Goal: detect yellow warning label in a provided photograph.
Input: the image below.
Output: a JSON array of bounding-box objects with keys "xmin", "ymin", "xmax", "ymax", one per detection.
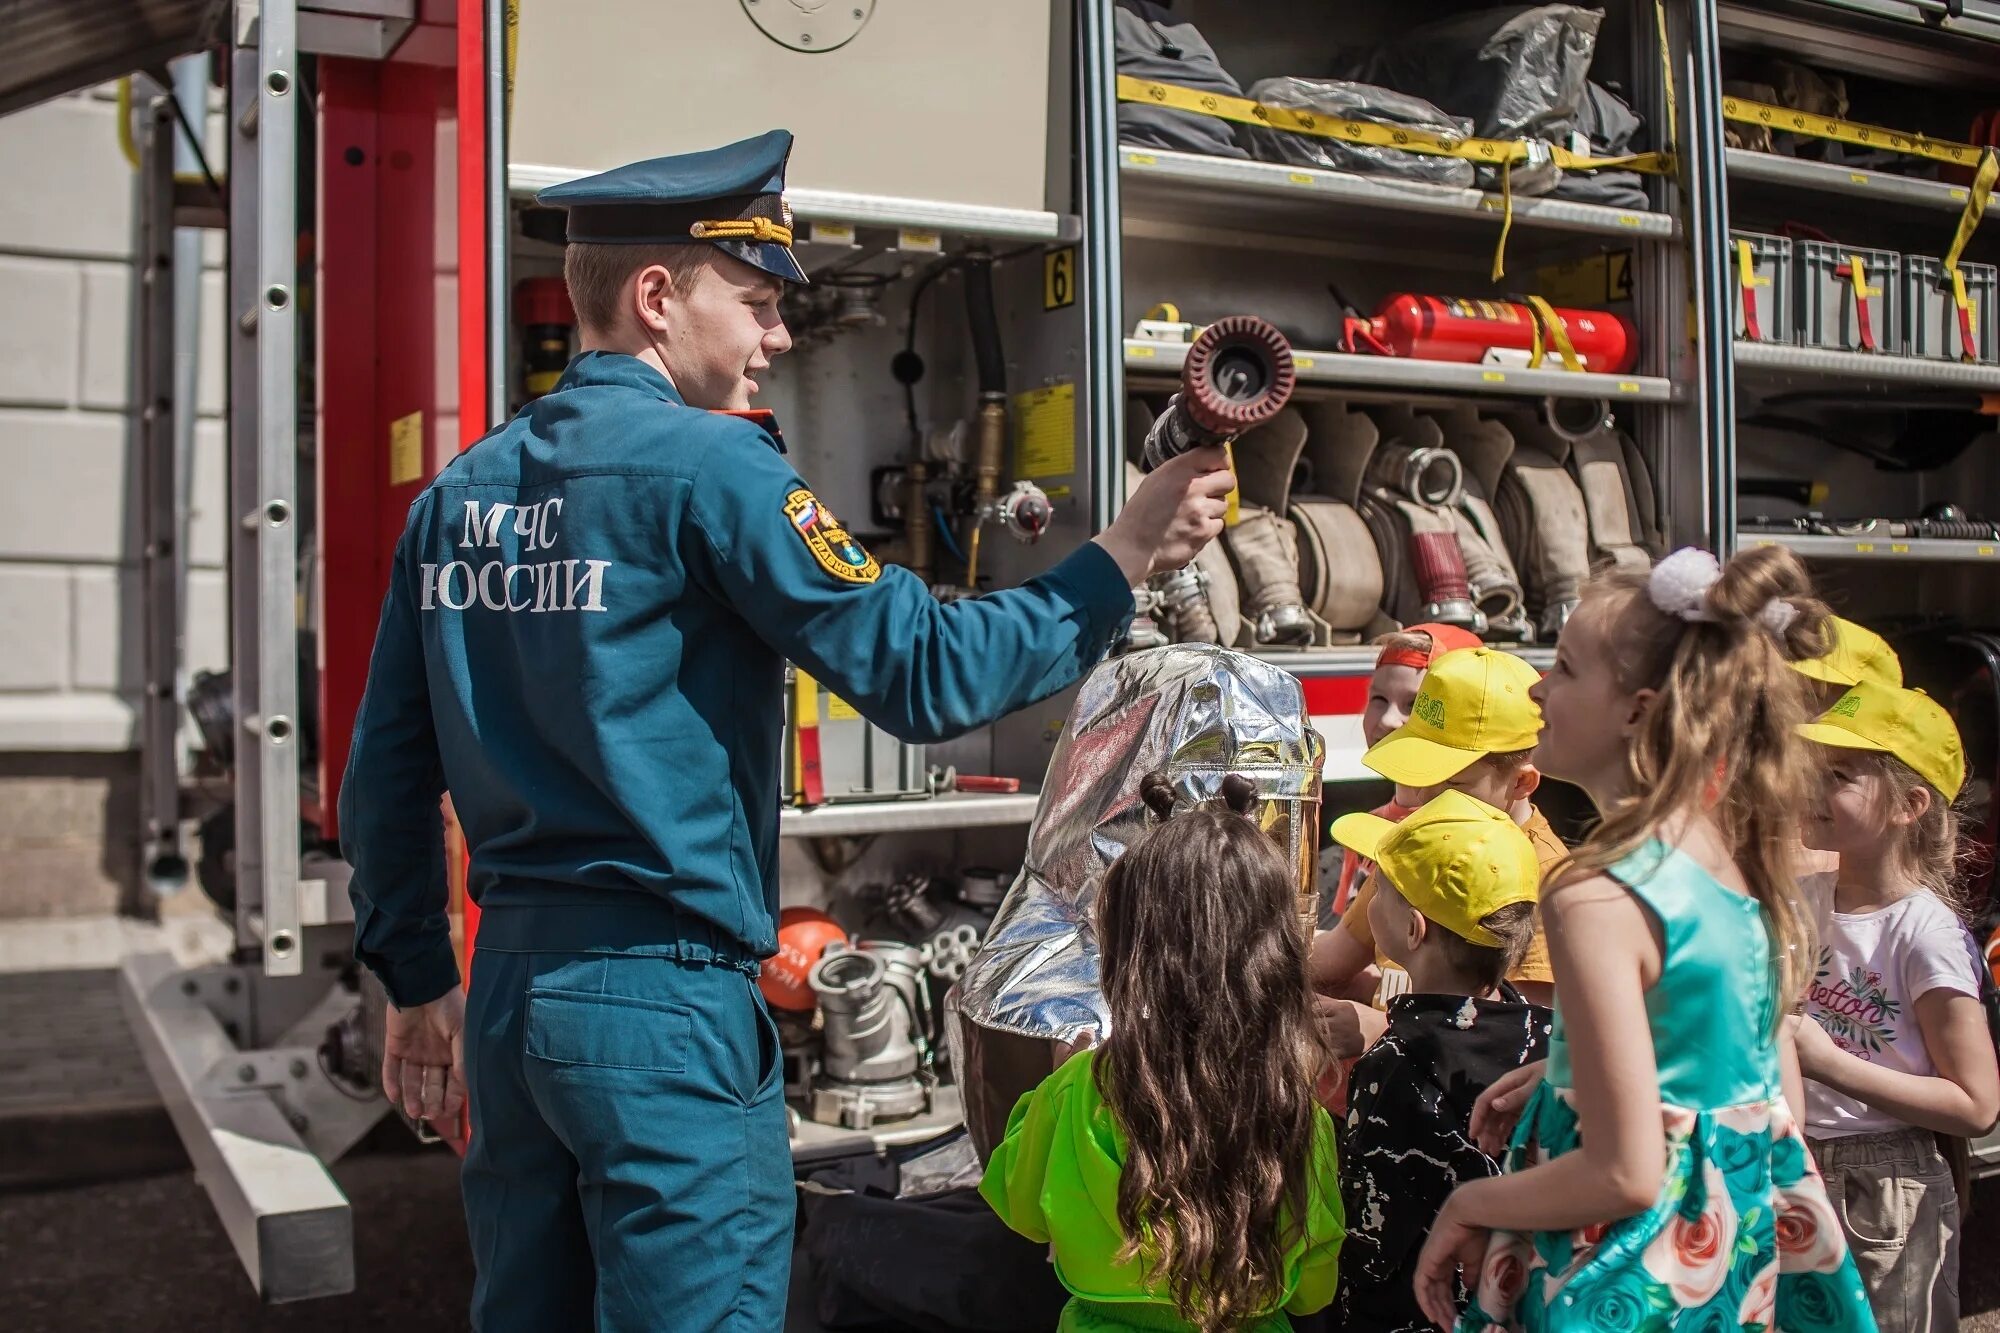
[
  {"xmin": 1014, "ymin": 382, "xmax": 1077, "ymax": 479},
  {"xmin": 1044, "ymin": 246, "xmax": 1076, "ymax": 311},
  {"xmin": 1534, "ymin": 251, "xmax": 1634, "ymax": 306},
  {"xmin": 389, "ymin": 410, "xmax": 424, "ymax": 486},
  {"xmin": 825, "ymin": 694, "xmax": 861, "ymax": 722}
]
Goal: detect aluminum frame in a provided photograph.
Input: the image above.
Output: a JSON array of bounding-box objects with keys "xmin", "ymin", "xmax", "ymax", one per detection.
[
  {"xmin": 230, "ymin": 3, "xmax": 305, "ymax": 974},
  {"xmin": 119, "ymin": 951, "xmax": 356, "ymax": 1302},
  {"xmin": 1077, "ymin": 0, "xmax": 1124, "ymax": 536},
  {"xmin": 139, "ymin": 92, "xmax": 188, "ymax": 893}
]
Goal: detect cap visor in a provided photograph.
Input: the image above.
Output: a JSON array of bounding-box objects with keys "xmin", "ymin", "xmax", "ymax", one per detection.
[
  {"xmin": 713, "ymin": 238, "xmax": 810, "ymax": 285},
  {"xmin": 1330, "ymin": 812, "xmax": 1399, "ymax": 860},
  {"xmin": 1798, "ymin": 722, "xmax": 1891, "ymax": 755},
  {"xmin": 1363, "ymin": 732, "xmax": 1480, "ymax": 788},
  {"xmin": 1791, "ymin": 658, "xmax": 1857, "ymax": 687}
]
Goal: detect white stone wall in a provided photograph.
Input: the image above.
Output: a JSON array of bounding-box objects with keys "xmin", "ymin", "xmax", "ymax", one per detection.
[{"xmin": 0, "ymin": 88, "xmax": 230, "ymax": 752}]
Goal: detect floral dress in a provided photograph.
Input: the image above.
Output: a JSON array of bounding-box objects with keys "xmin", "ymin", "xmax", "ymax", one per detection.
[{"xmin": 1456, "ymin": 843, "xmax": 1878, "ymax": 1333}]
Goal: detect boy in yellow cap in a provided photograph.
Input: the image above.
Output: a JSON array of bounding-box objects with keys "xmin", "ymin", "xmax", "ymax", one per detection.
[
  {"xmin": 1318, "ymin": 648, "xmax": 1560, "ymax": 1036},
  {"xmin": 1329, "ymin": 791, "xmax": 1554, "ymax": 1333},
  {"xmin": 1793, "ymin": 681, "xmax": 1996, "ymax": 1333},
  {"xmin": 1792, "ymin": 614, "xmax": 1903, "ymax": 705}
]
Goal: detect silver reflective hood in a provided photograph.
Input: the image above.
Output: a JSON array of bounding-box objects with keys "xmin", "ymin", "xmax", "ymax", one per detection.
[{"xmin": 945, "ymin": 644, "xmax": 1325, "ymax": 1157}]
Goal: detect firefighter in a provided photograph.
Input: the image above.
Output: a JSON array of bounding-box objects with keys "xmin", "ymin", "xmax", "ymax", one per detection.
[{"xmin": 337, "ymin": 129, "xmax": 1234, "ymax": 1332}]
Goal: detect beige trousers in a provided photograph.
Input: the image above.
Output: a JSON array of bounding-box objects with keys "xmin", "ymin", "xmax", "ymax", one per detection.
[{"xmin": 1811, "ymin": 1126, "xmax": 1961, "ymax": 1333}]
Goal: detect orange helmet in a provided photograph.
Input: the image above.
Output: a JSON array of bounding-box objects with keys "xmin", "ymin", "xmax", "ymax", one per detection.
[{"xmin": 760, "ymin": 907, "xmax": 847, "ymax": 1012}]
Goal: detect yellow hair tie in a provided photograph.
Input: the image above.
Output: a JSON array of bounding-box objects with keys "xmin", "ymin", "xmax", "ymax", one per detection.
[{"xmin": 689, "ymin": 216, "xmax": 795, "ymax": 247}]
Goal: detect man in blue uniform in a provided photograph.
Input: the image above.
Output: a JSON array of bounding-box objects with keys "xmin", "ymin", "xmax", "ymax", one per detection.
[{"xmin": 339, "ymin": 129, "xmax": 1233, "ymax": 1331}]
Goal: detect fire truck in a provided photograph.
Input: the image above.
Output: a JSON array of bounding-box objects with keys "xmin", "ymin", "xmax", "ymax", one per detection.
[{"xmin": 7, "ymin": 0, "xmax": 1999, "ymax": 1302}]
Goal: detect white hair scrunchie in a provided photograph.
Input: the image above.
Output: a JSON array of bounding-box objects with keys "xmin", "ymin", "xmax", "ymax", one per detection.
[
  {"xmin": 1648, "ymin": 547, "xmax": 1722, "ymax": 622},
  {"xmin": 1648, "ymin": 546, "xmax": 1799, "ymax": 637}
]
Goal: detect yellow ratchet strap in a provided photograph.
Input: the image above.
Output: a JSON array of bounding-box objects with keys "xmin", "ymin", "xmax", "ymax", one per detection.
[{"xmin": 1524, "ymin": 296, "xmax": 1584, "ymax": 372}]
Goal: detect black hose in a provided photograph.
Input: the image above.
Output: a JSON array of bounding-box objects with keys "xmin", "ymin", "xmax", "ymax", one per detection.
[
  {"xmin": 962, "ymin": 253, "xmax": 1006, "ymax": 396},
  {"xmin": 1762, "ymin": 390, "xmax": 1992, "ymax": 413}
]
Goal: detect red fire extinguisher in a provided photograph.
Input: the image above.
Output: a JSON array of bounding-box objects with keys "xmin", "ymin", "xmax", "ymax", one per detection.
[{"xmin": 1342, "ymin": 294, "xmax": 1639, "ymax": 374}]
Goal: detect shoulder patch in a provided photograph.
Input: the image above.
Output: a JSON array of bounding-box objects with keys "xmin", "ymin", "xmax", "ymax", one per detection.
[{"xmin": 783, "ymin": 489, "xmax": 880, "ymax": 584}]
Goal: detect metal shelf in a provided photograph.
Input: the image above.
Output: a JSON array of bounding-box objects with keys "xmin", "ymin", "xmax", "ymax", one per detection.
[
  {"xmin": 1127, "ymin": 339, "xmax": 1675, "ymax": 404},
  {"xmin": 1119, "ymin": 148, "xmax": 1676, "ymax": 246},
  {"xmin": 511, "ymin": 163, "xmax": 1076, "ymax": 246},
  {"xmin": 1251, "ymin": 646, "xmax": 1555, "ymax": 675},
  {"xmin": 1726, "ymin": 149, "xmax": 1978, "ymax": 214},
  {"xmin": 778, "ymin": 792, "xmax": 1039, "ymax": 839},
  {"xmin": 1741, "ymin": 531, "xmax": 2000, "ymax": 563},
  {"xmin": 1735, "ymin": 340, "xmax": 2000, "ymax": 389},
  {"xmin": 789, "ymin": 1085, "xmax": 963, "ymax": 1166}
]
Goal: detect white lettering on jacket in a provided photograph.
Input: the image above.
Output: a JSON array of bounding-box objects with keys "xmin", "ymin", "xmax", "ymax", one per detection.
[{"xmin": 426, "ymin": 497, "xmax": 610, "ymax": 614}]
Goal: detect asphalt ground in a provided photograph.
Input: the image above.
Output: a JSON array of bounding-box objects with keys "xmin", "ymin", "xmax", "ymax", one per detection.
[{"xmin": 1, "ymin": 1141, "xmax": 1997, "ymax": 1332}]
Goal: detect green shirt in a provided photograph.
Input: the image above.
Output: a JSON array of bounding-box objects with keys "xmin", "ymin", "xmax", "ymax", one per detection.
[{"xmin": 980, "ymin": 1050, "xmax": 1345, "ymax": 1332}]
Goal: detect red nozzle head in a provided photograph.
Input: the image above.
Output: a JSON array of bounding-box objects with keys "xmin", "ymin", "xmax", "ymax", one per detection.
[{"xmin": 1181, "ymin": 315, "xmax": 1296, "ymax": 439}]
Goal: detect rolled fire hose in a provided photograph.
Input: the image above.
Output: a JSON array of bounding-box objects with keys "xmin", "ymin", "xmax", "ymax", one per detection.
[
  {"xmin": 1397, "ymin": 500, "xmax": 1484, "ymax": 631},
  {"xmin": 1450, "ymin": 507, "xmax": 1528, "ymax": 632},
  {"xmin": 1291, "ymin": 498, "xmax": 1385, "ymax": 639},
  {"xmin": 1568, "ymin": 427, "xmax": 1653, "ymax": 574},
  {"xmin": 1429, "ymin": 408, "xmax": 1531, "ymax": 639},
  {"xmin": 1495, "ymin": 446, "xmax": 1593, "ymax": 640},
  {"xmin": 1224, "ymin": 503, "xmax": 1315, "ymax": 646}
]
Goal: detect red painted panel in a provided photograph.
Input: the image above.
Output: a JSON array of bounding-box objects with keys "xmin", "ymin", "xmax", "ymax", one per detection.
[
  {"xmin": 317, "ymin": 58, "xmax": 458, "ymax": 837},
  {"xmin": 1300, "ymin": 673, "xmax": 1371, "ymax": 717}
]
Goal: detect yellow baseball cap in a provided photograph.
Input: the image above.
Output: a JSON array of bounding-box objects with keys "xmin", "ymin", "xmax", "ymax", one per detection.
[
  {"xmin": 1799, "ymin": 681, "xmax": 1965, "ymax": 802},
  {"xmin": 1330, "ymin": 790, "xmax": 1541, "ymax": 946},
  {"xmin": 1792, "ymin": 616, "xmax": 1902, "ymax": 689},
  {"xmin": 1363, "ymin": 647, "xmax": 1543, "ymax": 788}
]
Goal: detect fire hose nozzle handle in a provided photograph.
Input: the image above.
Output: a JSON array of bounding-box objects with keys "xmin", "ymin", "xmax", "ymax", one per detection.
[{"xmin": 1141, "ymin": 316, "xmax": 1296, "ymax": 471}]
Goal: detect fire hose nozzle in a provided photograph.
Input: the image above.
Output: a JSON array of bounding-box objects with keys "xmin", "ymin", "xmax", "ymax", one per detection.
[{"xmin": 1141, "ymin": 316, "xmax": 1296, "ymax": 471}]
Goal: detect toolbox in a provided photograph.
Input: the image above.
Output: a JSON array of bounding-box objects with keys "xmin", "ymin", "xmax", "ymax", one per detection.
[
  {"xmin": 1729, "ymin": 231, "xmax": 1792, "ymax": 345},
  {"xmin": 1796, "ymin": 241, "xmax": 1902, "ymax": 355},
  {"xmin": 1903, "ymin": 255, "xmax": 2000, "ymax": 365}
]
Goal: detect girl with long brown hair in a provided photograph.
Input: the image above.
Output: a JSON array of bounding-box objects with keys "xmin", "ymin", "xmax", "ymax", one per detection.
[
  {"xmin": 1411, "ymin": 546, "xmax": 1879, "ymax": 1332},
  {"xmin": 980, "ymin": 773, "xmax": 1346, "ymax": 1332}
]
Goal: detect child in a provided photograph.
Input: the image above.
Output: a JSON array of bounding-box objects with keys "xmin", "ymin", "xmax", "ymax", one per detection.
[
  {"xmin": 1314, "ymin": 647, "xmax": 1560, "ymax": 1066},
  {"xmin": 1329, "ymin": 790, "xmax": 1554, "ymax": 1333},
  {"xmin": 982, "ymin": 772, "xmax": 1346, "ymax": 1332},
  {"xmin": 1352, "ymin": 646, "xmax": 1561, "ymax": 1010},
  {"xmin": 1794, "ymin": 681, "xmax": 2000, "ymax": 1333},
  {"xmin": 1793, "ymin": 614, "xmax": 1904, "ymax": 706},
  {"xmin": 1413, "ymin": 546, "xmax": 1878, "ymax": 1333}
]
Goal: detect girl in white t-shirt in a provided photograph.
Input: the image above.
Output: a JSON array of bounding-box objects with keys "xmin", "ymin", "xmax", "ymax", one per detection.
[{"xmin": 1795, "ymin": 680, "xmax": 2000, "ymax": 1333}]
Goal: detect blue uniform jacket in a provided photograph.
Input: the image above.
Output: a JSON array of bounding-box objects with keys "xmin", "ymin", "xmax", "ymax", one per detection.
[{"xmin": 340, "ymin": 352, "xmax": 1133, "ymax": 1008}]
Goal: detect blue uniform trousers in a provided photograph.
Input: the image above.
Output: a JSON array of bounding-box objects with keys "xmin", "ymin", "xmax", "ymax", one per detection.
[{"xmin": 462, "ymin": 925, "xmax": 792, "ymax": 1332}]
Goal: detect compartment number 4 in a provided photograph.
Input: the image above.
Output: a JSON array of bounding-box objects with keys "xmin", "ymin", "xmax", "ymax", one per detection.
[{"xmin": 1044, "ymin": 246, "xmax": 1076, "ymax": 311}]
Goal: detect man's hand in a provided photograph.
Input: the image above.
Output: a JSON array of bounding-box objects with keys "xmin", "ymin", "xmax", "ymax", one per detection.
[
  {"xmin": 1094, "ymin": 445, "xmax": 1235, "ymax": 585},
  {"xmin": 1313, "ymin": 993, "xmax": 1388, "ymax": 1061},
  {"xmin": 383, "ymin": 988, "xmax": 467, "ymax": 1141}
]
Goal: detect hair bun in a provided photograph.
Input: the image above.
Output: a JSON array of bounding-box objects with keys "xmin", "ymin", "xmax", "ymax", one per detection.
[
  {"xmin": 1138, "ymin": 771, "xmax": 1178, "ymax": 820},
  {"xmin": 1219, "ymin": 773, "xmax": 1259, "ymax": 816}
]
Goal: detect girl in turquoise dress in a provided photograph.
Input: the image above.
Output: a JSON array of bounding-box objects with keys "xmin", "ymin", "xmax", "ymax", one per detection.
[{"xmin": 1413, "ymin": 548, "xmax": 1878, "ymax": 1333}]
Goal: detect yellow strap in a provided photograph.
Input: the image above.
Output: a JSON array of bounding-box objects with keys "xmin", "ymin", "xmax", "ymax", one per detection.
[
  {"xmin": 1491, "ymin": 162, "xmax": 1515, "ymax": 282},
  {"xmin": 1223, "ymin": 440, "xmax": 1241, "ymax": 527},
  {"xmin": 1720, "ymin": 96, "xmax": 1991, "ymax": 170},
  {"xmin": 791, "ymin": 669, "xmax": 818, "ymax": 795},
  {"xmin": 1654, "ymin": 0, "xmax": 1679, "ymax": 154},
  {"xmin": 1736, "ymin": 238, "xmax": 1768, "ymax": 289},
  {"xmin": 1944, "ymin": 148, "xmax": 1999, "ymax": 278},
  {"xmin": 691, "ymin": 216, "xmax": 796, "ymax": 246},
  {"xmin": 1524, "ymin": 296, "xmax": 1584, "ymax": 372},
  {"xmin": 1144, "ymin": 302, "xmax": 1182, "ymax": 322},
  {"xmin": 1116, "ymin": 76, "xmax": 1673, "ymax": 175},
  {"xmin": 115, "ymin": 77, "xmax": 140, "ymax": 171},
  {"xmin": 1846, "ymin": 254, "xmax": 1878, "ymax": 301}
]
